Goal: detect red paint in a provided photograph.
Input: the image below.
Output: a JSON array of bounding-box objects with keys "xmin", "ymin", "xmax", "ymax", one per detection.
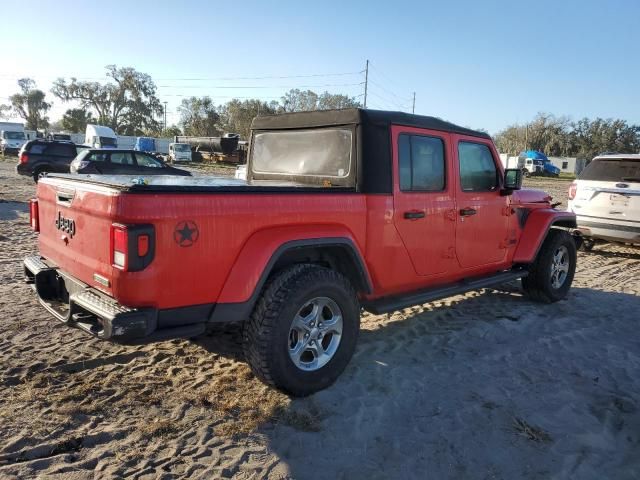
[{"xmin": 34, "ymin": 127, "xmax": 575, "ymax": 311}]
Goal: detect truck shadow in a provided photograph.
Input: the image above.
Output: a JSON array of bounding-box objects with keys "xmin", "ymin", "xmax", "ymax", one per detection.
[
  {"xmin": 580, "ymin": 248, "xmax": 640, "ymax": 261},
  {"xmin": 249, "ymin": 286, "xmax": 640, "ymax": 479},
  {"xmin": 0, "ymin": 200, "xmax": 27, "ymax": 221}
]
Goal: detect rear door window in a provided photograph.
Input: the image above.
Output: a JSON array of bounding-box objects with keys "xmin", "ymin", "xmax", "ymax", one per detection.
[
  {"xmin": 46, "ymin": 144, "xmax": 76, "ymax": 157},
  {"xmin": 579, "ymin": 159, "xmax": 640, "ymax": 182},
  {"xmin": 135, "ymin": 153, "xmax": 163, "ymax": 168},
  {"xmin": 458, "ymin": 142, "xmax": 498, "ymax": 191},
  {"xmin": 88, "ymin": 152, "xmax": 108, "ymax": 163},
  {"xmin": 398, "ymin": 134, "xmax": 446, "ymax": 191},
  {"xmin": 109, "ymin": 152, "xmax": 134, "ymax": 165}
]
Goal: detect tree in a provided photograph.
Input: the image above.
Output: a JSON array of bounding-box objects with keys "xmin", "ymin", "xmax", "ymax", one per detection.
[
  {"xmin": 494, "ymin": 113, "xmax": 640, "ymax": 161},
  {"xmin": 218, "ymin": 99, "xmax": 277, "ymax": 139},
  {"xmin": 317, "ymin": 91, "xmax": 362, "ymax": 110},
  {"xmin": 60, "ymin": 108, "xmax": 95, "ymax": 133},
  {"xmin": 161, "ymin": 125, "xmax": 182, "ymax": 138},
  {"xmin": 0, "ymin": 78, "xmax": 51, "ymax": 130},
  {"xmin": 51, "ymin": 65, "xmax": 162, "ymax": 135},
  {"xmin": 177, "ymin": 97, "xmax": 221, "ymax": 136}
]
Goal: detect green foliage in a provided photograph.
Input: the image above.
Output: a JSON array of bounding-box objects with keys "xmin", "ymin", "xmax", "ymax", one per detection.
[
  {"xmin": 177, "ymin": 97, "xmax": 220, "ymax": 136},
  {"xmin": 0, "ymin": 78, "xmax": 51, "ymax": 130},
  {"xmin": 161, "ymin": 125, "xmax": 182, "ymax": 138},
  {"xmin": 217, "ymin": 99, "xmax": 277, "ymax": 139},
  {"xmin": 61, "ymin": 108, "xmax": 95, "ymax": 133},
  {"xmin": 279, "ymin": 89, "xmax": 361, "ymax": 113},
  {"xmin": 51, "ymin": 65, "xmax": 162, "ymax": 136},
  {"xmin": 494, "ymin": 113, "xmax": 640, "ymax": 161}
]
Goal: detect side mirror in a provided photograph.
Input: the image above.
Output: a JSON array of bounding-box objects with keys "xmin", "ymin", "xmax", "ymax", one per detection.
[{"xmin": 502, "ymin": 168, "xmax": 522, "ymax": 194}]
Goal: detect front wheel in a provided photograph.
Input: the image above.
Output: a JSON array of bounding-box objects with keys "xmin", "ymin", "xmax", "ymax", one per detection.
[
  {"xmin": 522, "ymin": 229, "xmax": 577, "ymax": 303},
  {"xmin": 33, "ymin": 167, "xmax": 50, "ymax": 183},
  {"xmin": 243, "ymin": 264, "xmax": 360, "ymax": 396}
]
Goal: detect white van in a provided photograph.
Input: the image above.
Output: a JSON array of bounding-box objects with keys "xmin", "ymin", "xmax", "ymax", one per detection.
[
  {"xmin": 168, "ymin": 142, "xmax": 192, "ymax": 162},
  {"xmin": 0, "ymin": 122, "xmax": 27, "ymax": 154},
  {"xmin": 85, "ymin": 124, "xmax": 117, "ymax": 148}
]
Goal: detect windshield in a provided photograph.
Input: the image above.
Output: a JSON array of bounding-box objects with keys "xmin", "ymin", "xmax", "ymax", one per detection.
[
  {"xmin": 175, "ymin": 144, "xmax": 190, "ymax": 152},
  {"xmin": 3, "ymin": 131, "xmax": 25, "ymax": 140},
  {"xmin": 99, "ymin": 136, "xmax": 117, "ymax": 147},
  {"xmin": 252, "ymin": 128, "xmax": 352, "ymax": 178},
  {"xmin": 579, "ymin": 158, "xmax": 640, "ymax": 182}
]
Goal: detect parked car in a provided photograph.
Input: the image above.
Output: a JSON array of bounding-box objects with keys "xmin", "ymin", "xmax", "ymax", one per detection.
[
  {"xmin": 24, "ymin": 108, "xmax": 577, "ymax": 396},
  {"xmin": 568, "ymin": 153, "xmax": 640, "ymax": 249},
  {"xmin": 70, "ymin": 149, "xmax": 191, "ymax": 176},
  {"xmin": 1, "ymin": 122, "xmax": 27, "ymax": 154},
  {"xmin": 16, "ymin": 139, "xmax": 78, "ymax": 182}
]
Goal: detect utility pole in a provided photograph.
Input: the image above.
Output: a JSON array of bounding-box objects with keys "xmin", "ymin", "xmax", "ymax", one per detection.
[
  {"xmin": 412, "ymin": 92, "xmax": 416, "ymax": 114},
  {"xmin": 163, "ymin": 101, "xmax": 168, "ymax": 132},
  {"xmin": 364, "ymin": 59, "xmax": 369, "ymax": 109}
]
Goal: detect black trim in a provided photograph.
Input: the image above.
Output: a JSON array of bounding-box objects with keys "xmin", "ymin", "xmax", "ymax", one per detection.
[
  {"xmin": 208, "ymin": 237, "xmax": 372, "ymax": 324},
  {"xmin": 125, "ymin": 224, "xmax": 155, "ymax": 272},
  {"xmin": 362, "ymin": 270, "xmax": 528, "ymax": 314},
  {"xmin": 24, "ymin": 255, "xmax": 209, "ymax": 343}
]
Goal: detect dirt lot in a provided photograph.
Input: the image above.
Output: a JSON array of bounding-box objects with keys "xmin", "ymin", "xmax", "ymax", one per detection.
[{"xmin": 1, "ymin": 159, "xmax": 639, "ymax": 479}]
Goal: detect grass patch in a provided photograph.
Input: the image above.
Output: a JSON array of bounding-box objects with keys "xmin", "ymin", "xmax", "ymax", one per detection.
[{"xmin": 512, "ymin": 417, "xmax": 552, "ymax": 443}]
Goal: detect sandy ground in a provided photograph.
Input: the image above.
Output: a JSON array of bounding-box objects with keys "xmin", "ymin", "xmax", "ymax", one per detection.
[{"xmin": 0, "ymin": 158, "xmax": 639, "ymax": 479}]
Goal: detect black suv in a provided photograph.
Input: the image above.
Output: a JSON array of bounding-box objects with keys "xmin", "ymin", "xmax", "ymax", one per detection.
[{"xmin": 16, "ymin": 140, "xmax": 79, "ymax": 182}]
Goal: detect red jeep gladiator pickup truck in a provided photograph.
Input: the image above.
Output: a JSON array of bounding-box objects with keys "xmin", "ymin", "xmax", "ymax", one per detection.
[{"xmin": 25, "ymin": 109, "xmax": 578, "ymax": 395}]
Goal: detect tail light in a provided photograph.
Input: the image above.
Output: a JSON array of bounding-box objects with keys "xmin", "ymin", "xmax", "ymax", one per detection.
[
  {"xmin": 19, "ymin": 152, "xmax": 29, "ymax": 164},
  {"xmin": 568, "ymin": 181, "xmax": 577, "ymax": 200},
  {"xmin": 29, "ymin": 199, "xmax": 39, "ymax": 232},
  {"xmin": 110, "ymin": 223, "xmax": 155, "ymax": 272}
]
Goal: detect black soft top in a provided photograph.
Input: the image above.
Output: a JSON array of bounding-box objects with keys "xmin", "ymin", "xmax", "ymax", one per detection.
[
  {"xmin": 251, "ymin": 108, "xmax": 490, "ymax": 139},
  {"xmin": 251, "ymin": 109, "xmax": 490, "ymax": 193}
]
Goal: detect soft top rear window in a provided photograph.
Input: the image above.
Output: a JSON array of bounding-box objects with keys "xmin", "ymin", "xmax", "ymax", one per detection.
[
  {"xmin": 251, "ymin": 128, "xmax": 352, "ymax": 179},
  {"xmin": 579, "ymin": 158, "xmax": 640, "ymax": 182}
]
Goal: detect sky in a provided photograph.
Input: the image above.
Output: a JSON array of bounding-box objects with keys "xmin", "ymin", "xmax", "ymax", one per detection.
[{"xmin": 1, "ymin": 0, "xmax": 638, "ymax": 134}]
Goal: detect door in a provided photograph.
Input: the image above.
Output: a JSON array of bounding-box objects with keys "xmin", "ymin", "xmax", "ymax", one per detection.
[
  {"xmin": 392, "ymin": 126, "xmax": 456, "ymax": 276},
  {"xmin": 107, "ymin": 151, "xmax": 137, "ymax": 174},
  {"xmin": 453, "ymin": 136, "xmax": 510, "ymax": 269}
]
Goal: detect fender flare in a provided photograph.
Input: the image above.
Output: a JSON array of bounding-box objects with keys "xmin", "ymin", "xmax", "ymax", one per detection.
[
  {"xmin": 209, "ymin": 225, "xmax": 371, "ymax": 323},
  {"xmin": 512, "ymin": 209, "xmax": 577, "ymax": 263}
]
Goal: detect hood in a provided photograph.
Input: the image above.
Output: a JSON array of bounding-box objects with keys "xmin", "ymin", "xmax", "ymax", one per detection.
[{"xmin": 512, "ymin": 188, "xmax": 552, "ymax": 205}]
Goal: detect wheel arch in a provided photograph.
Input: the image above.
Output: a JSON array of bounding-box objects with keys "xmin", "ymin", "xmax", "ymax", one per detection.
[
  {"xmin": 513, "ymin": 209, "xmax": 577, "ymax": 264},
  {"xmin": 209, "ymin": 229, "xmax": 372, "ymax": 324}
]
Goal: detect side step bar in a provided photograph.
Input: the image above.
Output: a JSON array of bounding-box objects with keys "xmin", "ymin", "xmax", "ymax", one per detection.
[{"xmin": 363, "ymin": 269, "xmax": 528, "ymax": 315}]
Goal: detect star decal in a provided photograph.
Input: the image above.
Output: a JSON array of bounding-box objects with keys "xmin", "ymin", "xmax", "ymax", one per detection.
[{"xmin": 174, "ymin": 221, "xmax": 199, "ymax": 247}]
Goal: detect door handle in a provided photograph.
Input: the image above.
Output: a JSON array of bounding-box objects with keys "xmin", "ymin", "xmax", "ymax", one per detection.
[
  {"xmin": 459, "ymin": 208, "xmax": 477, "ymax": 217},
  {"xmin": 404, "ymin": 210, "xmax": 426, "ymax": 220}
]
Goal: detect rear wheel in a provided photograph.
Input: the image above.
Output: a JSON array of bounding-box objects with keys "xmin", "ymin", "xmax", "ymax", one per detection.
[
  {"xmin": 522, "ymin": 229, "xmax": 577, "ymax": 303},
  {"xmin": 243, "ymin": 264, "xmax": 360, "ymax": 396},
  {"xmin": 33, "ymin": 167, "xmax": 50, "ymax": 183}
]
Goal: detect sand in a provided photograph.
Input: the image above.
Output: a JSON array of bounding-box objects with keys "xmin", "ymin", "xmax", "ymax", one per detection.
[{"xmin": 1, "ymin": 159, "xmax": 639, "ymax": 479}]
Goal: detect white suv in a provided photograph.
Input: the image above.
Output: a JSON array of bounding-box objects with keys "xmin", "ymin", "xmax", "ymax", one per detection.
[{"xmin": 568, "ymin": 154, "xmax": 640, "ymax": 249}]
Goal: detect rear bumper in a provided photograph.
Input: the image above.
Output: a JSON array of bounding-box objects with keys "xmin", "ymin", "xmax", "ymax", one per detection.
[
  {"xmin": 24, "ymin": 255, "xmax": 207, "ymax": 343},
  {"xmin": 575, "ymin": 217, "xmax": 640, "ymax": 244},
  {"xmin": 16, "ymin": 164, "xmax": 31, "ymax": 176}
]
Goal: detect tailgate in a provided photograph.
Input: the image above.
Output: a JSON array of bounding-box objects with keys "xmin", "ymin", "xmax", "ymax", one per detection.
[
  {"xmin": 37, "ymin": 177, "xmax": 119, "ymax": 296},
  {"xmin": 574, "ymin": 180, "xmax": 640, "ymax": 222}
]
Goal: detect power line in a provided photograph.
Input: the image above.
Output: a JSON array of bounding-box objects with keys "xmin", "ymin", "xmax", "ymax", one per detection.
[{"xmin": 156, "ymin": 82, "xmax": 364, "ymax": 89}]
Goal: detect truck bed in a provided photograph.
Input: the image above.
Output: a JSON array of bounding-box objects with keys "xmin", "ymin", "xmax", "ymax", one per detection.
[{"xmin": 46, "ymin": 173, "xmax": 355, "ymax": 193}]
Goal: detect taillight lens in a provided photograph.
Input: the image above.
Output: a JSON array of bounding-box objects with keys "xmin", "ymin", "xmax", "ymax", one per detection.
[
  {"xmin": 568, "ymin": 181, "xmax": 577, "ymax": 200},
  {"xmin": 110, "ymin": 224, "xmax": 155, "ymax": 272},
  {"xmin": 111, "ymin": 224, "xmax": 128, "ymax": 270},
  {"xmin": 19, "ymin": 152, "xmax": 29, "ymax": 164},
  {"xmin": 29, "ymin": 199, "xmax": 39, "ymax": 232}
]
